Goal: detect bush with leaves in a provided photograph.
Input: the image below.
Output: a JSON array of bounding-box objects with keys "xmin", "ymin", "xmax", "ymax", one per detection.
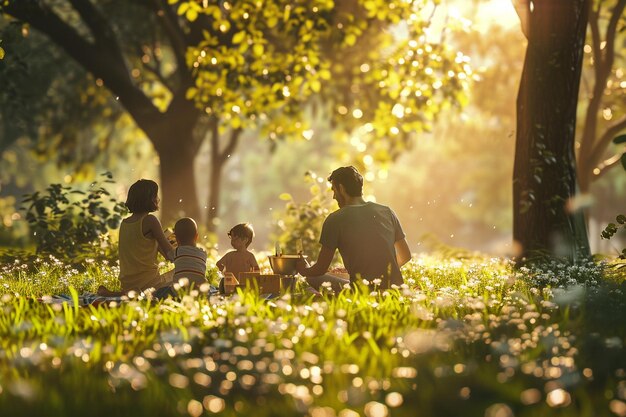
[
  {"xmin": 20, "ymin": 172, "xmax": 127, "ymax": 264},
  {"xmin": 517, "ymin": 258, "xmax": 605, "ymax": 288},
  {"xmin": 601, "ymin": 134, "xmax": 626, "ymax": 259},
  {"xmin": 272, "ymin": 171, "xmax": 337, "ymax": 260},
  {"xmin": 601, "ymin": 214, "xmax": 626, "ymax": 259}
]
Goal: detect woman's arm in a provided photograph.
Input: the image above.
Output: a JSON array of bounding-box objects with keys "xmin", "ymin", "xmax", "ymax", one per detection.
[{"xmin": 143, "ymin": 215, "xmax": 175, "ymax": 261}]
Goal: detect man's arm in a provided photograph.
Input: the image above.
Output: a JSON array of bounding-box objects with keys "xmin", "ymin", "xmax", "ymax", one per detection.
[
  {"xmin": 296, "ymin": 245, "xmax": 335, "ymax": 277},
  {"xmin": 395, "ymin": 238, "xmax": 411, "ymax": 267}
]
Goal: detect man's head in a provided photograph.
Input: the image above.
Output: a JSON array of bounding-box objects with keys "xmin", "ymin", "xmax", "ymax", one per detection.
[
  {"xmin": 174, "ymin": 217, "xmax": 198, "ymax": 246},
  {"xmin": 327, "ymin": 166, "xmax": 363, "ymax": 207},
  {"xmin": 228, "ymin": 223, "xmax": 255, "ymax": 248}
]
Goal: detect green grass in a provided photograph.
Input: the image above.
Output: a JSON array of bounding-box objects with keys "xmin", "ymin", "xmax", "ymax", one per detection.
[{"xmin": 0, "ymin": 254, "xmax": 625, "ymax": 417}]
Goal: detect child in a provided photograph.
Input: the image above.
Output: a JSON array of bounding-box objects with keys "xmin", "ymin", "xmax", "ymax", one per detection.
[
  {"xmin": 98, "ymin": 179, "xmax": 174, "ymax": 296},
  {"xmin": 170, "ymin": 217, "xmax": 207, "ymax": 287},
  {"xmin": 217, "ymin": 223, "xmax": 260, "ymax": 276}
]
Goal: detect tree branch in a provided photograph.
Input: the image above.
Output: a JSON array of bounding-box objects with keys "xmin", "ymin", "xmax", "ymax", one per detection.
[
  {"xmin": 219, "ymin": 128, "xmax": 242, "ymax": 164},
  {"xmin": 588, "ymin": 5, "xmax": 603, "ymax": 82},
  {"xmin": 587, "ymin": 116, "xmax": 626, "ymax": 170},
  {"xmin": 3, "ymin": 1, "xmax": 162, "ymax": 131},
  {"xmin": 593, "ymin": 151, "xmax": 624, "ymax": 181},
  {"xmin": 67, "ymin": 0, "xmax": 119, "ymax": 53},
  {"xmin": 602, "ymin": 0, "xmax": 626, "ymax": 75},
  {"xmin": 578, "ymin": 3, "xmax": 611, "ymax": 167},
  {"xmin": 152, "ymin": 0, "xmax": 189, "ymax": 79}
]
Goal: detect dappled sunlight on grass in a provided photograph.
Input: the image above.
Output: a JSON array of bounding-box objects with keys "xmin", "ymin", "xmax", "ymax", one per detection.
[{"xmin": 0, "ymin": 254, "xmax": 625, "ymax": 416}]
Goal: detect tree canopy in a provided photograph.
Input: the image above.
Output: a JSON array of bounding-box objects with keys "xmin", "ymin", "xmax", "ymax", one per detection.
[{"xmin": 0, "ymin": 0, "xmax": 471, "ymax": 230}]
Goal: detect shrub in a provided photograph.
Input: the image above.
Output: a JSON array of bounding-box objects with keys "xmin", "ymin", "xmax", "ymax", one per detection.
[
  {"xmin": 272, "ymin": 171, "xmax": 336, "ymax": 259},
  {"xmin": 601, "ymin": 214, "xmax": 626, "ymax": 259},
  {"xmin": 19, "ymin": 172, "xmax": 127, "ymax": 264}
]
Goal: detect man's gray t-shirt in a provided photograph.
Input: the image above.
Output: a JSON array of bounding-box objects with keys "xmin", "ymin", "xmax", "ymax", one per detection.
[{"xmin": 319, "ymin": 202, "xmax": 405, "ymax": 287}]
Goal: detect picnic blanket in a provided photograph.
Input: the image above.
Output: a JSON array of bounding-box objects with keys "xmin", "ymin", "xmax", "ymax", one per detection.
[
  {"xmin": 39, "ymin": 293, "xmax": 124, "ymax": 307},
  {"xmin": 39, "ymin": 285, "xmax": 223, "ymax": 307},
  {"xmin": 36, "ymin": 284, "xmax": 319, "ymax": 307}
]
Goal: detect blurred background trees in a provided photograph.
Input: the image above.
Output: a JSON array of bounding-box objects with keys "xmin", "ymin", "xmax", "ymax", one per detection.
[
  {"xmin": 0, "ymin": 0, "xmax": 470, "ymax": 234},
  {"xmin": 0, "ymin": 0, "xmax": 624, "ymax": 257}
]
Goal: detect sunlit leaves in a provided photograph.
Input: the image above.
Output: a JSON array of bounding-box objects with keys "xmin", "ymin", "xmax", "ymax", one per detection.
[{"xmin": 182, "ymin": 0, "xmax": 470, "ymax": 154}]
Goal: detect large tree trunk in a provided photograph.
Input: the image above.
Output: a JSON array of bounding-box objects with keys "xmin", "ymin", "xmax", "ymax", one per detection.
[
  {"xmin": 158, "ymin": 145, "xmax": 200, "ymax": 224},
  {"xmin": 146, "ymin": 99, "xmax": 203, "ymax": 223},
  {"xmin": 513, "ymin": 0, "xmax": 591, "ymax": 263}
]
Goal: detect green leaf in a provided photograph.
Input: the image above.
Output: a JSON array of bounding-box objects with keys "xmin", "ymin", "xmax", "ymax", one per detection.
[
  {"xmin": 310, "ymin": 79, "xmax": 321, "ymax": 93},
  {"xmin": 0, "ymin": 46, "xmax": 5, "ymax": 60},
  {"xmin": 186, "ymin": 8, "xmax": 198, "ymax": 22},
  {"xmin": 613, "ymin": 134, "xmax": 626, "ymax": 145},
  {"xmin": 185, "ymin": 87, "xmax": 197, "ymax": 100},
  {"xmin": 177, "ymin": 3, "xmax": 189, "ymax": 15},
  {"xmin": 344, "ymin": 33, "xmax": 357, "ymax": 46},
  {"xmin": 253, "ymin": 43, "xmax": 264, "ymax": 57},
  {"xmin": 232, "ymin": 31, "xmax": 246, "ymax": 44}
]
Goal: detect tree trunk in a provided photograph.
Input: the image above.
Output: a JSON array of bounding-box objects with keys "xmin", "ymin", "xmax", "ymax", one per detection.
[
  {"xmin": 158, "ymin": 145, "xmax": 201, "ymax": 224},
  {"xmin": 513, "ymin": 0, "xmax": 591, "ymax": 263},
  {"xmin": 205, "ymin": 123, "xmax": 242, "ymax": 233},
  {"xmin": 146, "ymin": 100, "xmax": 203, "ymax": 224},
  {"xmin": 207, "ymin": 146, "xmax": 222, "ymax": 234}
]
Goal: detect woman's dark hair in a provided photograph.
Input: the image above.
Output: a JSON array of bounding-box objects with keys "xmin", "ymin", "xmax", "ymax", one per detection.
[
  {"xmin": 125, "ymin": 179, "xmax": 158, "ymax": 213},
  {"xmin": 327, "ymin": 166, "xmax": 363, "ymax": 197},
  {"xmin": 228, "ymin": 223, "xmax": 255, "ymax": 247}
]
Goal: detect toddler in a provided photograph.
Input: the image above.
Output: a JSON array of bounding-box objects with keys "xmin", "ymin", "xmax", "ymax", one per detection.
[
  {"xmin": 170, "ymin": 217, "xmax": 207, "ymax": 287},
  {"xmin": 217, "ymin": 222, "xmax": 260, "ymax": 276}
]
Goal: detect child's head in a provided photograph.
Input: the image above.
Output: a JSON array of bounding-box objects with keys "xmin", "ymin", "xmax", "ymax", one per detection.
[
  {"xmin": 174, "ymin": 217, "xmax": 198, "ymax": 246},
  {"xmin": 125, "ymin": 179, "xmax": 159, "ymax": 213},
  {"xmin": 228, "ymin": 223, "xmax": 254, "ymax": 248}
]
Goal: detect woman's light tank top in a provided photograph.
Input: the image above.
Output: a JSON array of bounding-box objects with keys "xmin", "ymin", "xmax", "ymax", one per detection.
[{"xmin": 118, "ymin": 214, "xmax": 163, "ymax": 292}]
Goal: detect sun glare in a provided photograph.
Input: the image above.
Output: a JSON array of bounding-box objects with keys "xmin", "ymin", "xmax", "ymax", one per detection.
[{"xmin": 473, "ymin": 0, "xmax": 520, "ymax": 32}]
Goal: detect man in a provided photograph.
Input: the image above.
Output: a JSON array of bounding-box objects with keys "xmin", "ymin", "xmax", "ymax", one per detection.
[{"xmin": 296, "ymin": 166, "xmax": 411, "ymax": 291}]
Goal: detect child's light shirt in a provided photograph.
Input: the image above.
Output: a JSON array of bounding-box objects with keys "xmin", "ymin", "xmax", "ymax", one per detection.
[
  {"xmin": 216, "ymin": 250, "xmax": 259, "ymax": 277},
  {"xmin": 172, "ymin": 245, "xmax": 207, "ymax": 286}
]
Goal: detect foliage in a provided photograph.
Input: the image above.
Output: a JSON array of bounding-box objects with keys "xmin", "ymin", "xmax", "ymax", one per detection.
[
  {"xmin": 600, "ymin": 142, "xmax": 626, "ymax": 259},
  {"xmin": 0, "ymin": 256, "xmax": 624, "ymax": 416},
  {"xmin": 0, "ymin": 0, "xmax": 471, "ymax": 225},
  {"xmin": 272, "ymin": 171, "xmax": 336, "ymax": 258},
  {"xmin": 516, "ymin": 258, "xmax": 606, "ymax": 288},
  {"xmin": 19, "ymin": 173, "xmax": 127, "ymax": 264},
  {"xmin": 185, "ymin": 0, "xmax": 472, "ymax": 159},
  {"xmin": 601, "ymin": 214, "xmax": 626, "ymax": 258}
]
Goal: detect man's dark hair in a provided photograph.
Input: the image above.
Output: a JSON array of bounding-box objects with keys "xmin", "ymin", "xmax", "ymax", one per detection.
[
  {"xmin": 327, "ymin": 166, "xmax": 363, "ymax": 197},
  {"xmin": 125, "ymin": 179, "xmax": 158, "ymax": 213},
  {"xmin": 228, "ymin": 223, "xmax": 255, "ymax": 248},
  {"xmin": 174, "ymin": 217, "xmax": 198, "ymax": 245}
]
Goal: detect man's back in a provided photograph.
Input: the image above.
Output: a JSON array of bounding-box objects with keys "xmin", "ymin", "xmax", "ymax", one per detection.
[{"xmin": 320, "ymin": 202, "xmax": 405, "ymax": 287}]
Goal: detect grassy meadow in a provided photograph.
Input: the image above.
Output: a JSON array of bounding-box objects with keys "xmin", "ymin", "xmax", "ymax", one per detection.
[{"xmin": 0, "ymin": 254, "xmax": 625, "ymax": 417}]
